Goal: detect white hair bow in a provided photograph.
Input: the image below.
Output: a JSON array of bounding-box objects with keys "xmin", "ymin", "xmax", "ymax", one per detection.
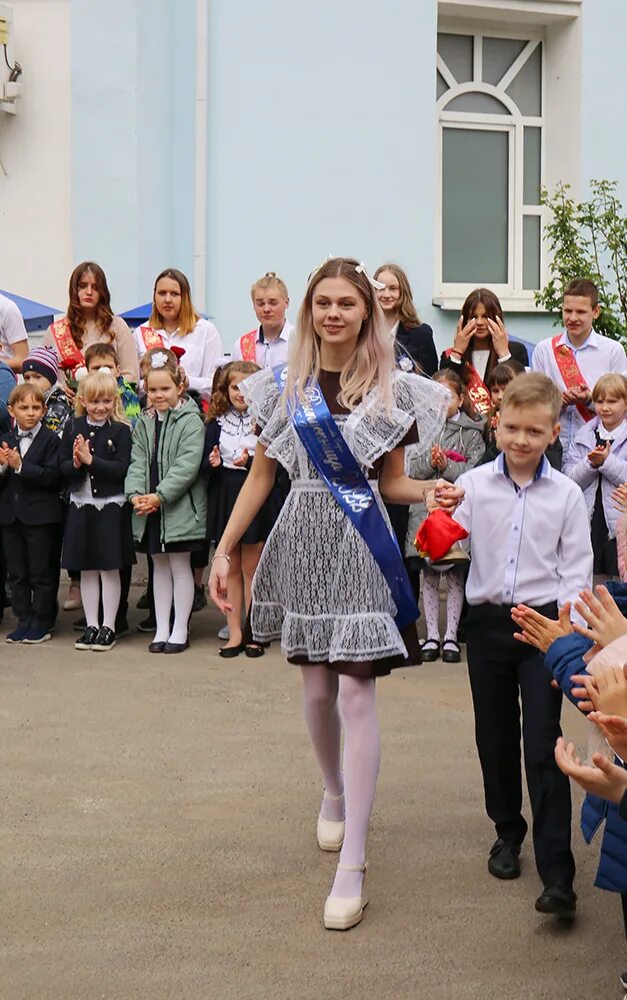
[
  {"xmin": 355, "ymin": 263, "xmax": 386, "ymax": 290},
  {"xmin": 151, "ymin": 352, "xmax": 169, "ymax": 369},
  {"xmin": 75, "ymin": 365, "xmax": 89, "ymax": 382},
  {"xmin": 97, "ymin": 366, "xmax": 112, "ymax": 376}
]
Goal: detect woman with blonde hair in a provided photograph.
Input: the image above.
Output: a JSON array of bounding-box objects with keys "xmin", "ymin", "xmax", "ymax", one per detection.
[
  {"xmin": 134, "ymin": 268, "xmax": 222, "ymax": 401},
  {"xmin": 209, "ymin": 257, "xmax": 455, "ymax": 930},
  {"xmin": 374, "ymin": 262, "xmax": 438, "ymax": 376}
]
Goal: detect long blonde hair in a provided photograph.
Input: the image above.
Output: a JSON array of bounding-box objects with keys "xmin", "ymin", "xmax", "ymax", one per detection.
[
  {"xmin": 285, "ymin": 257, "xmax": 396, "ymax": 412},
  {"xmin": 75, "ymin": 371, "xmax": 128, "ymax": 424}
]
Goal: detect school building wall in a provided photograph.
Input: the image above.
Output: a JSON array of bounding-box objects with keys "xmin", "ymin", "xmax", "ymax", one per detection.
[{"xmin": 0, "ymin": 0, "xmax": 626, "ymax": 352}]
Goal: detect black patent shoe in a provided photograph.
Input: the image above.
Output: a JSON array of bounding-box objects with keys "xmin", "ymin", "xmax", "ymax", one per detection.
[
  {"xmin": 442, "ymin": 640, "xmax": 461, "ymax": 663},
  {"xmin": 219, "ymin": 642, "xmax": 245, "ymax": 658},
  {"xmin": 74, "ymin": 625, "xmax": 100, "ymax": 651},
  {"xmin": 164, "ymin": 639, "xmax": 190, "ymax": 654},
  {"xmin": 421, "ymin": 639, "xmax": 440, "ymax": 662},
  {"xmin": 535, "ymin": 884, "xmax": 577, "ymax": 919},
  {"xmin": 148, "ymin": 641, "xmax": 166, "ymax": 653},
  {"xmin": 488, "ymin": 839, "xmax": 521, "ymax": 880},
  {"xmin": 92, "ymin": 626, "xmax": 117, "ymax": 652}
]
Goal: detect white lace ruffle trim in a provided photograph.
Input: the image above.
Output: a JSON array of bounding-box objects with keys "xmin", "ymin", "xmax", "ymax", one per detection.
[{"xmin": 251, "ymin": 605, "xmax": 408, "ymax": 663}]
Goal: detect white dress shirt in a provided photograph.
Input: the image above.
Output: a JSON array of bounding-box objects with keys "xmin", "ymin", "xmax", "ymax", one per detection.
[
  {"xmin": 0, "ymin": 292, "xmax": 29, "ymax": 360},
  {"xmin": 231, "ymin": 321, "xmax": 293, "ymax": 368},
  {"xmin": 218, "ymin": 410, "xmax": 257, "ymax": 469},
  {"xmin": 531, "ymin": 329, "xmax": 627, "ymax": 458},
  {"xmin": 134, "ymin": 318, "xmax": 223, "ymax": 399},
  {"xmin": 453, "ymin": 453, "xmax": 592, "ymax": 608}
]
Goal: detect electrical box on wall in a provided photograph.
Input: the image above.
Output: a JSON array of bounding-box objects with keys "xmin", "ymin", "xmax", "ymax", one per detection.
[{"xmin": 0, "ymin": 4, "xmax": 22, "ymax": 115}]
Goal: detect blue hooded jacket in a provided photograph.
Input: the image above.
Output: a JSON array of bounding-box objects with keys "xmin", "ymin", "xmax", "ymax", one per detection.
[{"xmin": 544, "ymin": 580, "xmax": 627, "ymax": 893}]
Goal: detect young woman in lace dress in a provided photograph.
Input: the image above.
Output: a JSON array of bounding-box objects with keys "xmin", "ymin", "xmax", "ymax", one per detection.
[{"xmin": 208, "ymin": 257, "xmax": 456, "ymax": 930}]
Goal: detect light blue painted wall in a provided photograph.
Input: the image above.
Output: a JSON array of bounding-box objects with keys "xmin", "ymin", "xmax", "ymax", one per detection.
[
  {"xmin": 71, "ymin": 0, "xmax": 196, "ymax": 313},
  {"xmin": 206, "ymin": 0, "xmax": 439, "ymax": 348}
]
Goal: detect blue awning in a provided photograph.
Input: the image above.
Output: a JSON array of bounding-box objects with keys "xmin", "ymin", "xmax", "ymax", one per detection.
[{"xmin": 0, "ymin": 290, "xmax": 61, "ymax": 333}]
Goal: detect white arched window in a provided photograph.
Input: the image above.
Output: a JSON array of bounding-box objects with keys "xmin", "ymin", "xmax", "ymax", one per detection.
[{"xmin": 435, "ymin": 29, "xmax": 544, "ymax": 305}]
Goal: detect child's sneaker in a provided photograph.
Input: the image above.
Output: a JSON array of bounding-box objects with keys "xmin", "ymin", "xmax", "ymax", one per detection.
[
  {"xmin": 6, "ymin": 624, "xmax": 30, "ymax": 643},
  {"xmin": 22, "ymin": 626, "xmax": 52, "ymax": 644},
  {"xmin": 92, "ymin": 626, "xmax": 116, "ymax": 652},
  {"xmin": 75, "ymin": 626, "xmax": 99, "ymax": 650}
]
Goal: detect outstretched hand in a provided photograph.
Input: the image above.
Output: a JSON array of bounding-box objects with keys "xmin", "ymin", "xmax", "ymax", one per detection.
[
  {"xmin": 554, "ymin": 737, "xmax": 627, "ymax": 804},
  {"xmin": 588, "ymin": 712, "xmax": 627, "ymax": 760},
  {"xmin": 572, "ymin": 585, "xmax": 627, "ymax": 648},
  {"xmin": 511, "ymin": 602, "xmax": 573, "ymax": 653}
]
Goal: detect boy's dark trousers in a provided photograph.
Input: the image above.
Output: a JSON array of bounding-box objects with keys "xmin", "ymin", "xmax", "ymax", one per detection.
[
  {"xmin": 466, "ymin": 602, "xmax": 576, "ymax": 890},
  {"xmin": 1, "ymin": 521, "xmax": 63, "ymax": 628}
]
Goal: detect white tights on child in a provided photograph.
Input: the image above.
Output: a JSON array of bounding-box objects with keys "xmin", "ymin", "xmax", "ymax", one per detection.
[
  {"xmin": 152, "ymin": 552, "xmax": 194, "ymax": 644},
  {"xmin": 422, "ymin": 566, "xmax": 465, "ymax": 643},
  {"xmin": 301, "ymin": 666, "xmax": 380, "ymax": 899},
  {"xmin": 80, "ymin": 570, "xmax": 121, "ymax": 630}
]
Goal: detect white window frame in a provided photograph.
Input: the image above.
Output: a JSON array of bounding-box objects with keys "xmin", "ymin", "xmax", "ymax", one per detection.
[{"xmin": 434, "ymin": 26, "xmax": 546, "ymax": 310}]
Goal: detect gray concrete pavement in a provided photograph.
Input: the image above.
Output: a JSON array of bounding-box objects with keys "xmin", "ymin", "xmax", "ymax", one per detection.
[{"xmin": 0, "ymin": 592, "xmax": 621, "ymax": 1000}]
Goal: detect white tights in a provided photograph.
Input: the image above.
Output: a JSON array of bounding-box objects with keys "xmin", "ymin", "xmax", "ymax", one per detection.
[
  {"xmin": 80, "ymin": 570, "xmax": 121, "ymax": 630},
  {"xmin": 301, "ymin": 666, "xmax": 380, "ymax": 898},
  {"xmin": 151, "ymin": 552, "xmax": 194, "ymax": 644}
]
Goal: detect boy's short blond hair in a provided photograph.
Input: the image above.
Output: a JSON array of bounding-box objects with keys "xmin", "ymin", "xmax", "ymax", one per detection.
[
  {"xmin": 592, "ymin": 372, "xmax": 627, "ymax": 402},
  {"xmin": 501, "ymin": 372, "xmax": 562, "ymax": 423},
  {"xmin": 250, "ymin": 271, "xmax": 288, "ymax": 300}
]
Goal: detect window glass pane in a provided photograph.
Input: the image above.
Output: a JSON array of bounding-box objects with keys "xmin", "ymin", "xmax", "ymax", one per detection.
[
  {"xmin": 506, "ymin": 43, "xmax": 542, "ymax": 116},
  {"xmin": 437, "ymin": 33, "xmax": 473, "ymax": 84},
  {"xmin": 442, "ymin": 128, "xmax": 509, "ymax": 284},
  {"xmin": 445, "ymin": 93, "xmax": 510, "ymax": 115},
  {"xmin": 482, "ymin": 37, "xmax": 527, "ymax": 86},
  {"xmin": 523, "ymin": 215, "xmax": 541, "ymax": 289},
  {"xmin": 437, "ymin": 71, "xmax": 449, "ymax": 100},
  {"xmin": 523, "ymin": 127, "xmax": 541, "ymax": 205}
]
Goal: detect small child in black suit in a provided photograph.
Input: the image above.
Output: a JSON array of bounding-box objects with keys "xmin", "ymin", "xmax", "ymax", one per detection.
[{"xmin": 0, "ymin": 384, "xmax": 64, "ymax": 643}]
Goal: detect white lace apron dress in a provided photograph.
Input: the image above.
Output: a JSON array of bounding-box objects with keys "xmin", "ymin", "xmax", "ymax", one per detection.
[{"xmin": 241, "ymin": 368, "xmax": 449, "ymax": 678}]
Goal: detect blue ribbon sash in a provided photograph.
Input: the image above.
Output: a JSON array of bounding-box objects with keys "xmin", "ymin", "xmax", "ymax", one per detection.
[{"xmin": 272, "ymin": 365, "xmax": 418, "ymax": 631}]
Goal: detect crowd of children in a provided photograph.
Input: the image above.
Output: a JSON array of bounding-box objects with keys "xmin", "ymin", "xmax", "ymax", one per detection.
[{"xmin": 6, "ymin": 259, "xmax": 627, "ymax": 985}]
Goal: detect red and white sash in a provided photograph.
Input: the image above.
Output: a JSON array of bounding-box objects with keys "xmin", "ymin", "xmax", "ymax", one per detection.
[
  {"xmin": 444, "ymin": 349, "xmax": 491, "ymax": 416},
  {"xmin": 49, "ymin": 317, "xmax": 85, "ymax": 373},
  {"xmin": 551, "ymin": 335, "xmax": 594, "ymax": 423},
  {"xmin": 137, "ymin": 325, "xmax": 166, "ymax": 352},
  {"xmin": 238, "ymin": 329, "xmax": 257, "ymax": 363}
]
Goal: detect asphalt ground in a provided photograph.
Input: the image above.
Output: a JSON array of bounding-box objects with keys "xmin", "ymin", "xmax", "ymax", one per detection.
[{"xmin": 0, "ymin": 587, "xmax": 622, "ymax": 1000}]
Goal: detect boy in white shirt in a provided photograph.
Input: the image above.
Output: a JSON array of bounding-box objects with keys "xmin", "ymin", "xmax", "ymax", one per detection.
[
  {"xmin": 452, "ymin": 373, "xmax": 592, "ymax": 918},
  {"xmin": 231, "ymin": 272, "xmax": 293, "ymax": 368},
  {"xmin": 532, "ymin": 279, "xmax": 627, "ymax": 461}
]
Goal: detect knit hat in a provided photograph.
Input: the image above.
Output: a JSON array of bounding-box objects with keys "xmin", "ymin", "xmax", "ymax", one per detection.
[{"xmin": 22, "ymin": 346, "xmax": 60, "ymax": 386}]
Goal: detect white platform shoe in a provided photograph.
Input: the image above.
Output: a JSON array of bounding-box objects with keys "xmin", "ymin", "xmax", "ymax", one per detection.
[
  {"xmin": 316, "ymin": 790, "xmax": 345, "ymax": 851},
  {"xmin": 323, "ymin": 863, "xmax": 368, "ymax": 930}
]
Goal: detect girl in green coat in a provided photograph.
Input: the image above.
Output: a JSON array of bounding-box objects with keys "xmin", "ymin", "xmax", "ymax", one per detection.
[{"xmin": 125, "ymin": 349, "xmax": 207, "ymax": 653}]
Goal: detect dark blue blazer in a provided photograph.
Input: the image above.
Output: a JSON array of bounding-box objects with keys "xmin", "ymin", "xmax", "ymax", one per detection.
[
  {"xmin": 0, "ymin": 424, "xmax": 64, "ymax": 526},
  {"xmin": 395, "ymin": 323, "xmax": 438, "ymax": 377},
  {"xmin": 60, "ymin": 416, "xmax": 132, "ymax": 499}
]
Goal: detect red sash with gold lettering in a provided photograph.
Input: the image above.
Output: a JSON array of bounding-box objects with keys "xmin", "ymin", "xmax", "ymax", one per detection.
[
  {"xmin": 238, "ymin": 329, "xmax": 257, "ymax": 363},
  {"xmin": 551, "ymin": 335, "xmax": 594, "ymax": 423},
  {"xmin": 49, "ymin": 318, "xmax": 85, "ymax": 373},
  {"xmin": 138, "ymin": 325, "xmax": 166, "ymax": 352},
  {"xmin": 444, "ymin": 349, "xmax": 491, "ymax": 416}
]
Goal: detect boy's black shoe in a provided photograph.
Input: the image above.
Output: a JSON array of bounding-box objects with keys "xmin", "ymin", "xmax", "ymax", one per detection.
[
  {"xmin": 620, "ymin": 972, "xmax": 627, "ymax": 990},
  {"xmin": 535, "ymin": 884, "xmax": 577, "ymax": 917},
  {"xmin": 75, "ymin": 626, "xmax": 99, "ymax": 650},
  {"xmin": 137, "ymin": 616, "xmax": 156, "ymax": 633},
  {"xmin": 136, "ymin": 589, "xmax": 150, "ymax": 610},
  {"xmin": 192, "ymin": 585, "xmax": 207, "ymax": 613},
  {"xmin": 92, "ymin": 626, "xmax": 117, "ymax": 652},
  {"xmin": 73, "ymin": 616, "xmax": 87, "ymax": 632},
  {"xmin": 488, "ymin": 839, "xmax": 521, "ymax": 880},
  {"xmin": 114, "ymin": 618, "xmax": 129, "ymax": 638}
]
